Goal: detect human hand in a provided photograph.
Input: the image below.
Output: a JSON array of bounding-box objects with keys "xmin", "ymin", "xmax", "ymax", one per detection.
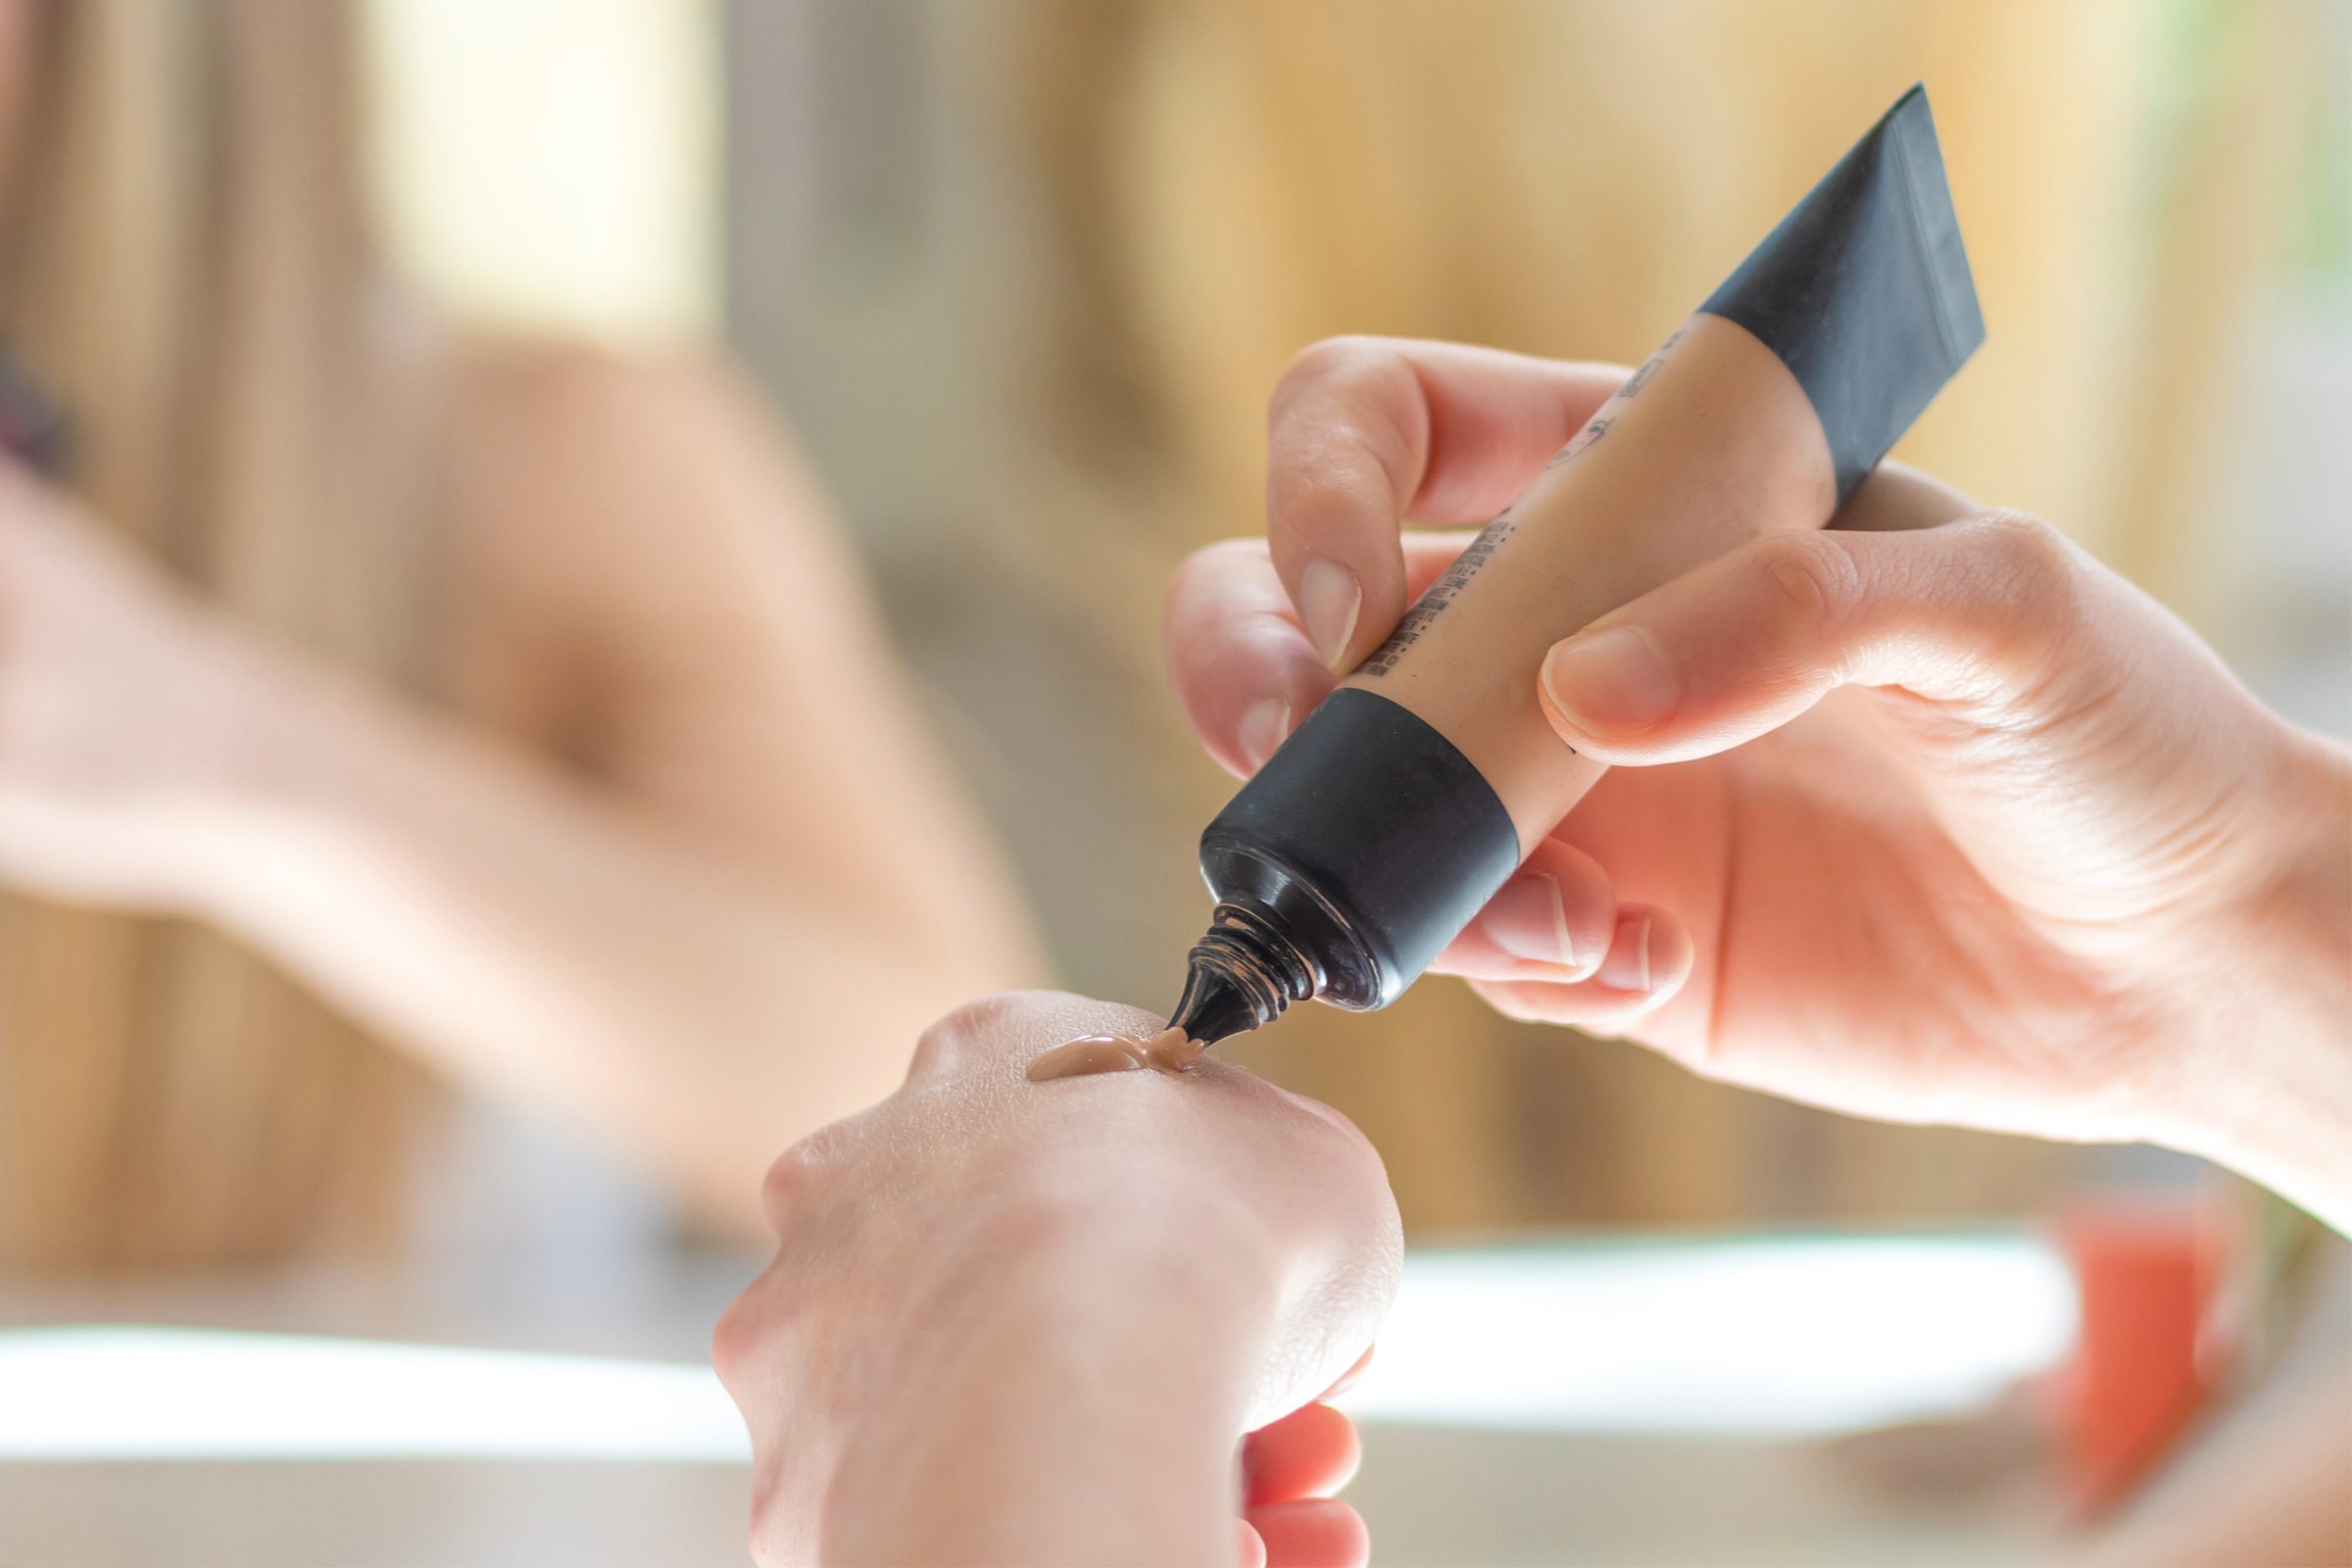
[
  {"xmin": 713, "ymin": 990, "xmax": 1402, "ymax": 1566},
  {"xmin": 0, "ymin": 461, "xmax": 270, "ymax": 909},
  {"xmin": 1167, "ymin": 337, "xmax": 2352, "ymax": 1226},
  {"xmin": 1234, "ymin": 1357, "xmax": 1376, "ymax": 1568}
]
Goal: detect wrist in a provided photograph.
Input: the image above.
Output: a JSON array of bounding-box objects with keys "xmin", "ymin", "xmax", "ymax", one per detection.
[
  {"xmin": 2165, "ymin": 727, "xmax": 2352, "ymax": 1229},
  {"xmin": 169, "ymin": 612, "xmax": 441, "ymax": 945},
  {"xmin": 86, "ymin": 601, "xmax": 308, "ymax": 920},
  {"xmin": 159, "ymin": 619, "xmax": 341, "ymax": 921},
  {"xmin": 823, "ymin": 1171, "xmax": 1282, "ymax": 1564}
]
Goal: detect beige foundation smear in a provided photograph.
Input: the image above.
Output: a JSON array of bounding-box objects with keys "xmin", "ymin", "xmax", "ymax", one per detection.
[{"xmin": 1027, "ymin": 1027, "xmax": 1204, "ymax": 1081}]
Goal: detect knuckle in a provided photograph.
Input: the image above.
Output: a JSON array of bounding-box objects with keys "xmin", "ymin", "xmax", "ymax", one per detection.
[
  {"xmin": 906, "ymin": 988, "xmax": 1067, "ymax": 1082},
  {"xmin": 1156, "ymin": 535, "xmax": 1270, "ymax": 639},
  {"xmin": 1165, "ymin": 536, "xmax": 1265, "ymax": 622},
  {"xmin": 1266, "ymin": 339, "xmax": 1428, "ymax": 549},
  {"xmin": 906, "ymin": 994, "xmax": 1003, "ymax": 1075},
  {"xmin": 904, "ymin": 1004, "xmax": 979, "ymax": 1081},
  {"xmin": 1746, "ymin": 531, "xmax": 1860, "ymax": 644},
  {"xmin": 757, "ymin": 1138, "xmax": 827, "ymax": 1232},
  {"xmin": 1271, "ymin": 335, "xmax": 1404, "ymax": 417},
  {"xmin": 1270, "ymin": 336, "xmax": 1420, "ymax": 458},
  {"xmin": 1960, "ymin": 509, "xmax": 2085, "ymax": 631},
  {"xmin": 1967, "ymin": 510, "xmax": 2075, "ymax": 589},
  {"xmin": 1963, "ymin": 507, "xmax": 2049, "ymax": 563},
  {"xmin": 710, "ymin": 1282, "xmax": 764, "ymax": 1392}
]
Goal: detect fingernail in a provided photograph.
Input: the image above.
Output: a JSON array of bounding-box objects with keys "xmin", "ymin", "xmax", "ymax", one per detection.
[
  {"xmin": 1237, "ymin": 697, "xmax": 1291, "ymax": 771},
  {"xmin": 1298, "ymin": 561, "xmax": 1362, "ymax": 671},
  {"xmin": 1540, "ymin": 625, "xmax": 1678, "ymax": 736},
  {"xmin": 1597, "ymin": 911, "xmax": 1653, "ymax": 993},
  {"xmin": 1481, "ymin": 871, "xmax": 1580, "ymax": 969}
]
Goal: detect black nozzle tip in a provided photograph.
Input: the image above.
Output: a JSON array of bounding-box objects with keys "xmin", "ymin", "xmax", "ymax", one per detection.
[
  {"xmin": 1168, "ymin": 960, "xmax": 1265, "ymax": 1050},
  {"xmin": 1168, "ymin": 904, "xmax": 1318, "ymax": 1049}
]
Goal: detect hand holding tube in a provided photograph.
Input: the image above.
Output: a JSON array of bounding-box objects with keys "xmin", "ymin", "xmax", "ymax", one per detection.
[
  {"xmin": 1165, "ymin": 86, "xmax": 1977, "ymax": 1046},
  {"xmin": 1168, "ymin": 339, "xmax": 2352, "ymax": 1231}
]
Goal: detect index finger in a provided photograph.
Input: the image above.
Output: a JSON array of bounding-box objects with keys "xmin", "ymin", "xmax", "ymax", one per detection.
[{"xmin": 1265, "ymin": 337, "xmax": 1626, "ymax": 670}]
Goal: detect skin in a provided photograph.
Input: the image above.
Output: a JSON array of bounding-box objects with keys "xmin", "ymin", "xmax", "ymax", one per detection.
[
  {"xmin": 713, "ymin": 990, "xmax": 1401, "ymax": 1568},
  {"xmin": 0, "ymin": 345, "xmax": 1049, "ymax": 1241},
  {"xmin": 0, "ymin": 346, "xmax": 1042, "ymax": 1236},
  {"xmin": 9, "ymin": 10, "xmax": 2334, "ymax": 1553},
  {"xmin": 1167, "ymin": 336, "xmax": 2352, "ymax": 1233},
  {"xmin": 0, "ymin": 7, "xmax": 1039, "ymax": 1241},
  {"xmin": 1153, "ymin": 333, "xmax": 2352, "ymax": 1567}
]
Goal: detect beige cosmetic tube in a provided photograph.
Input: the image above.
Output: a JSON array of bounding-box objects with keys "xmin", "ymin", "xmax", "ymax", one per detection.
[
  {"xmin": 1172, "ymin": 84, "xmax": 1984, "ymax": 1047},
  {"xmin": 1345, "ymin": 313, "xmax": 1835, "ymax": 853}
]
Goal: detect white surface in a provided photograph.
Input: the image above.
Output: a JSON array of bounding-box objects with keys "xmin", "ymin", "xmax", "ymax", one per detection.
[{"xmin": 0, "ymin": 1232, "xmax": 2074, "ymax": 1460}]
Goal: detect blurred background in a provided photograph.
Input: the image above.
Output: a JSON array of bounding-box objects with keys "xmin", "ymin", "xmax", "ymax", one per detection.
[{"xmin": 0, "ymin": 0, "xmax": 2345, "ymax": 1563}]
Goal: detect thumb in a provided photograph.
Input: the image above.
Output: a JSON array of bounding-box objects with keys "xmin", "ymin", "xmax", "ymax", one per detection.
[{"xmin": 1536, "ymin": 508, "xmax": 2094, "ymax": 766}]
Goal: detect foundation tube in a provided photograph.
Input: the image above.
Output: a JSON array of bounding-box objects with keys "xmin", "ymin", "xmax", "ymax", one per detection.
[{"xmin": 1171, "ymin": 84, "xmax": 1984, "ymax": 1047}]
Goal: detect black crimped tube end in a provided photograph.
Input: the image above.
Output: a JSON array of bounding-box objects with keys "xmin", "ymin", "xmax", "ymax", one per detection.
[
  {"xmin": 1700, "ymin": 82, "xmax": 1984, "ymax": 503},
  {"xmin": 1169, "ymin": 903, "xmax": 1316, "ymax": 1049},
  {"xmin": 1884, "ymin": 85, "xmax": 1986, "ymax": 380}
]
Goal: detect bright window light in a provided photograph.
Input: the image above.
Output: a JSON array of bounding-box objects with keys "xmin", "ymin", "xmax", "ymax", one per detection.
[
  {"xmin": 0, "ymin": 1233, "xmax": 2074, "ymax": 1460},
  {"xmin": 362, "ymin": 0, "xmax": 719, "ymax": 340},
  {"xmin": 1339, "ymin": 1232, "xmax": 2079, "ymax": 1434},
  {"xmin": 0, "ymin": 1328, "xmax": 750, "ymax": 1462}
]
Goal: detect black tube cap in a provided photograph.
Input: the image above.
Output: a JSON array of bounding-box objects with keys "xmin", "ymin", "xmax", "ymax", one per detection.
[{"xmin": 1700, "ymin": 83, "xmax": 1984, "ymax": 502}]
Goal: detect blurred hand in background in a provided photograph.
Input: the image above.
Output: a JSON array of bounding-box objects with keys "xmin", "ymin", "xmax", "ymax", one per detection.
[
  {"xmin": 0, "ymin": 461, "xmax": 253, "ymax": 908},
  {"xmin": 0, "ymin": 2, "xmax": 1055, "ymax": 1266}
]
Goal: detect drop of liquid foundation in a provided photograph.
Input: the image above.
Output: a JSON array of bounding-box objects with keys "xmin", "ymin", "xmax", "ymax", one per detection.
[
  {"xmin": 1027, "ymin": 1027, "xmax": 1203, "ymax": 1082},
  {"xmin": 1141, "ymin": 1028, "xmax": 1203, "ymax": 1073}
]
